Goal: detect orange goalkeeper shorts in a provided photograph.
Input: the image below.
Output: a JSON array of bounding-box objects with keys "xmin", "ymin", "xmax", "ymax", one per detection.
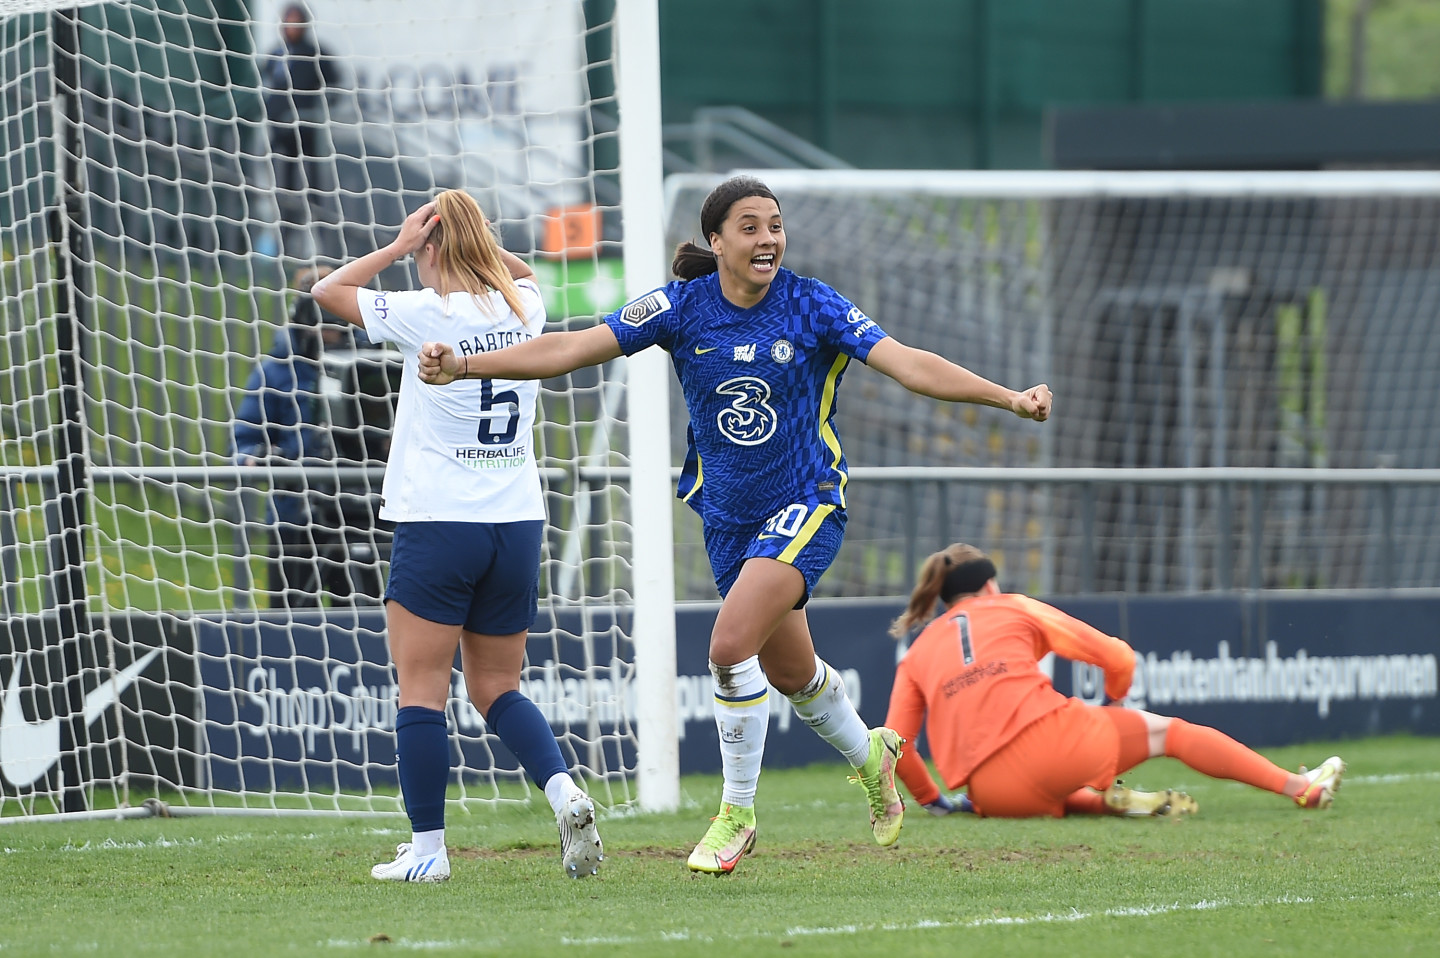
[{"xmin": 966, "ymin": 699, "xmax": 1149, "ymax": 818}]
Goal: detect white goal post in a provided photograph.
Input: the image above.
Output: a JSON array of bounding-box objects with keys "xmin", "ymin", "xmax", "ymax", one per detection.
[
  {"xmin": 0, "ymin": 0, "xmax": 678, "ymax": 821},
  {"xmin": 8, "ymin": 0, "xmax": 1440, "ymax": 823}
]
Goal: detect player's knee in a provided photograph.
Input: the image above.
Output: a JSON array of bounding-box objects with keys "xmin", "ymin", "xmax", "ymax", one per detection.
[
  {"xmin": 707, "ymin": 654, "xmax": 765, "ymax": 697},
  {"xmin": 708, "ymin": 625, "xmax": 762, "ymax": 667},
  {"xmin": 1141, "ymin": 711, "xmax": 1176, "ymax": 756}
]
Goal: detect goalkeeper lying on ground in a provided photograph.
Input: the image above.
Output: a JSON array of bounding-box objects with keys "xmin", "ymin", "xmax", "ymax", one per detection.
[{"xmin": 885, "ymin": 543, "xmax": 1345, "ymax": 819}]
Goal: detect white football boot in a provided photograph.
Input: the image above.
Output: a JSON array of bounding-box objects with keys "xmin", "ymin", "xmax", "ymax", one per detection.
[
  {"xmin": 1295, "ymin": 756, "xmax": 1346, "ymax": 809},
  {"xmin": 558, "ymin": 793, "xmax": 604, "ymax": 878},
  {"xmin": 370, "ymin": 842, "xmax": 451, "ymax": 883}
]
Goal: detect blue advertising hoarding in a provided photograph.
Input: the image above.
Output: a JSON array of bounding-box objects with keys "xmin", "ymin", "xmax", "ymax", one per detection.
[
  {"xmin": 189, "ymin": 593, "xmax": 1437, "ymax": 791},
  {"xmin": 190, "ymin": 603, "xmax": 895, "ymax": 788},
  {"xmin": 193, "ymin": 608, "xmax": 633, "ymax": 791},
  {"xmin": 1050, "ymin": 594, "xmax": 1439, "ymax": 745}
]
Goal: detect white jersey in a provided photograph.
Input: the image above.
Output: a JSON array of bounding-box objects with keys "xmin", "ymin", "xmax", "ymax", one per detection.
[{"xmin": 357, "ymin": 279, "xmax": 546, "ymax": 523}]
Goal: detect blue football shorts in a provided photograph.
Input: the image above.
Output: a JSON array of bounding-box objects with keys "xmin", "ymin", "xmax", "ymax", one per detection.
[
  {"xmin": 384, "ymin": 519, "xmax": 543, "ymax": 635},
  {"xmin": 705, "ymin": 501, "xmax": 846, "ymax": 609}
]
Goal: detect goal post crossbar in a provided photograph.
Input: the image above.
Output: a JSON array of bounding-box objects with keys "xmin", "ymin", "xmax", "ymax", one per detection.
[
  {"xmin": 668, "ymin": 169, "xmax": 1440, "ymax": 199},
  {"xmin": 11, "ymin": 0, "xmax": 1440, "ymax": 820}
]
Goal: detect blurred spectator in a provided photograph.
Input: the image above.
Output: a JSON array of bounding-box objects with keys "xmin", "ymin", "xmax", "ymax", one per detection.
[
  {"xmin": 261, "ymin": 3, "xmax": 339, "ymax": 226},
  {"xmin": 300, "ymin": 265, "xmax": 394, "ymax": 603},
  {"xmin": 234, "ymin": 267, "xmax": 361, "ymax": 608}
]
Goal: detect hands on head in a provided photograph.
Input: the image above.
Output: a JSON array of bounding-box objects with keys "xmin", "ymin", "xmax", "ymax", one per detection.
[
  {"xmin": 393, "ymin": 201, "xmax": 441, "ymax": 258},
  {"xmin": 1012, "ymin": 383, "xmax": 1052, "ymax": 422},
  {"xmin": 417, "ymin": 341, "xmax": 461, "ymax": 385}
]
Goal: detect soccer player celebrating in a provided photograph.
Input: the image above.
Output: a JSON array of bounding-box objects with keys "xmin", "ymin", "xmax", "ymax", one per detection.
[
  {"xmin": 311, "ymin": 191, "xmax": 603, "ymax": 882},
  {"xmin": 416, "ymin": 175, "xmax": 1051, "ymax": 874},
  {"xmin": 885, "ymin": 543, "xmax": 1346, "ymax": 819}
]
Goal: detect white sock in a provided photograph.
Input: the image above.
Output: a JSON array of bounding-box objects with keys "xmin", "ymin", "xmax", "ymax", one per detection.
[
  {"xmin": 787, "ymin": 655, "xmax": 871, "ymax": 767},
  {"xmin": 711, "ymin": 655, "xmax": 769, "ymax": 808},
  {"xmin": 543, "ymin": 771, "xmax": 585, "ymax": 815},
  {"xmin": 411, "ymin": 828, "xmax": 445, "ymax": 858}
]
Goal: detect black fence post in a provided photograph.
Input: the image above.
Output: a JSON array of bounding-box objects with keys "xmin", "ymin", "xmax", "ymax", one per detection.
[{"xmin": 48, "ymin": 8, "xmax": 95, "ymax": 813}]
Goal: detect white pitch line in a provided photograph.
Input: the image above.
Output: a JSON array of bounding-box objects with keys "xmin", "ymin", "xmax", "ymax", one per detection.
[
  {"xmin": 58, "ymin": 836, "xmax": 206, "ymax": 852},
  {"xmin": 556, "ymin": 893, "xmax": 1322, "ymax": 947},
  {"xmin": 1346, "ymin": 771, "xmax": 1440, "ymax": 785},
  {"xmin": 1151, "ymin": 769, "xmax": 1439, "ymax": 793}
]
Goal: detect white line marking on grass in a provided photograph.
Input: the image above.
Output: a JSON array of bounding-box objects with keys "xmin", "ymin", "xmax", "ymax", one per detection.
[
  {"xmin": 1147, "ymin": 769, "xmax": 1439, "ymax": 794},
  {"xmin": 558, "ymin": 894, "xmax": 1319, "ymax": 947},
  {"xmin": 7, "ymin": 834, "xmax": 257, "ymax": 853},
  {"xmin": 59, "ymin": 836, "xmax": 206, "ymax": 852},
  {"xmin": 1348, "ymin": 771, "xmax": 1440, "ymax": 785},
  {"xmin": 817, "ymin": 894, "xmax": 1315, "ymax": 936}
]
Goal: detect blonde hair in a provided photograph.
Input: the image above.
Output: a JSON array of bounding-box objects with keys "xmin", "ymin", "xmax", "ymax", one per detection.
[
  {"xmin": 888, "ymin": 543, "xmax": 992, "ymax": 639},
  {"xmin": 427, "ymin": 190, "xmax": 529, "ymax": 324}
]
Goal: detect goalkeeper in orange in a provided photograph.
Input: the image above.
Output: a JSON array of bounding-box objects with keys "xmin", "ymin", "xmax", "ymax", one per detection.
[{"xmin": 884, "ymin": 543, "xmax": 1345, "ymax": 819}]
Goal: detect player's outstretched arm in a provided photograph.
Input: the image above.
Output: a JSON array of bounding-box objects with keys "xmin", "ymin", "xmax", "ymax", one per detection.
[
  {"xmin": 419, "ymin": 323, "xmax": 623, "ymax": 385},
  {"xmin": 865, "ymin": 337, "xmax": 1051, "ymax": 421}
]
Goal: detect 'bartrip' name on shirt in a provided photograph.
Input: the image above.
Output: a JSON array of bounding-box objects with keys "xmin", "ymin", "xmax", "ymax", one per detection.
[{"xmin": 457, "ymin": 329, "xmax": 535, "ymax": 354}]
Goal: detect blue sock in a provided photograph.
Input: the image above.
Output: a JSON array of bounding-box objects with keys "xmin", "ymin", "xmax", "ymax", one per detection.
[
  {"xmin": 486, "ymin": 690, "xmax": 568, "ymax": 787},
  {"xmin": 395, "ymin": 705, "xmax": 449, "ymax": 833}
]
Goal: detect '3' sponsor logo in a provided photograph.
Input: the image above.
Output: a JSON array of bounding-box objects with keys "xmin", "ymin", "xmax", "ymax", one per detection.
[{"xmin": 714, "ymin": 376, "xmax": 777, "ymax": 446}]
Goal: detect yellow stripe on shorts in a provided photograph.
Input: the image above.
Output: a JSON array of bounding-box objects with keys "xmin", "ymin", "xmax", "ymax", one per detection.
[{"xmin": 778, "ymin": 502, "xmax": 837, "ymax": 564}]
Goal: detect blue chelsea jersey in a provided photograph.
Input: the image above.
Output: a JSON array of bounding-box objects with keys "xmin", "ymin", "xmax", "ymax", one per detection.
[{"xmin": 603, "ymin": 268, "xmax": 889, "ymax": 528}]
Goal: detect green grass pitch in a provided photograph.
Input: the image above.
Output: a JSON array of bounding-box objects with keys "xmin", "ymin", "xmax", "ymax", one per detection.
[{"xmin": 1, "ymin": 735, "xmax": 1435, "ymax": 957}]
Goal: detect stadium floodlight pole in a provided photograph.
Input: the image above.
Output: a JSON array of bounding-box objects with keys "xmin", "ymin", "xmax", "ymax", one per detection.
[
  {"xmin": 615, "ymin": 0, "xmax": 680, "ymax": 813},
  {"xmin": 47, "ymin": 5, "xmax": 96, "ymax": 814}
]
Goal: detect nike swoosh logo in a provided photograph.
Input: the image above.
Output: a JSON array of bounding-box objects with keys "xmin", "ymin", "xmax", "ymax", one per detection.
[
  {"xmin": 694, "ymin": 346, "xmax": 718, "ymax": 354},
  {"xmin": 0, "ymin": 649, "xmax": 160, "ymax": 788},
  {"xmin": 756, "ymin": 533, "xmax": 784, "ymax": 541},
  {"xmin": 716, "ymin": 830, "xmax": 755, "ymax": 871}
]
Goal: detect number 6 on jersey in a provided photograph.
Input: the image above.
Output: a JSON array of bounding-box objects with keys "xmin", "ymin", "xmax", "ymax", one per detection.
[{"xmin": 478, "ymin": 379, "xmax": 520, "ymax": 445}]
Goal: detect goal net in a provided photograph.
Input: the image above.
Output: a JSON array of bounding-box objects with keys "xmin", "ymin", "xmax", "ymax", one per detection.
[
  {"xmin": 664, "ymin": 170, "xmax": 1440, "ymax": 601},
  {"xmin": 1, "ymin": 1, "xmax": 666, "ymax": 820}
]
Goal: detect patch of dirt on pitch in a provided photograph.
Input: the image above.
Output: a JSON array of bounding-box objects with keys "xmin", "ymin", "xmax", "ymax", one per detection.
[
  {"xmin": 611, "ymin": 845, "xmax": 697, "ymax": 860},
  {"xmin": 450, "ymin": 844, "xmax": 547, "ymax": 860},
  {"xmin": 449, "ymin": 842, "xmax": 1109, "ymax": 868},
  {"xmin": 451, "ymin": 844, "xmax": 693, "ymax": 862},
  {"xmin": 756, "ymin": 841, "xmax": 1099, "ymax": 867}
]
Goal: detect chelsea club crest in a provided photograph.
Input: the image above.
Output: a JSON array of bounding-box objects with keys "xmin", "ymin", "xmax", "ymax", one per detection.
[{"xmin": 770, "ymin": 339, "xmax": 794, "ymax": 363}]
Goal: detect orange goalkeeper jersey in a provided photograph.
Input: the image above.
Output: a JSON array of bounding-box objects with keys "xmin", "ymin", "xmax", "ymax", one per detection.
[{"xmin": 884, "ymin": 593, "xmax": 1136, "ymax": 805}]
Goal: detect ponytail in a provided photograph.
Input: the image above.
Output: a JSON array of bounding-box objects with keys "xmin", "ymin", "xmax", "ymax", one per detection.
[
  {"xmin": 671, "ymin": 240, "xmax": 718, "ymax": 280},
  {"xmin": 888, "ymin": 543, "xmax": 993, "ymax": 638},
  {"xmin": 427, "ymin": 190, "xmax": 530, "ymax": 323}
]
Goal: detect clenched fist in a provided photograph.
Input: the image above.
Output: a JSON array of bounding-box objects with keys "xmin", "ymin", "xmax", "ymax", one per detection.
[
  {"xmin": 418, "ymin": 342, "xmax": 463, "ymax": 385},
  {"xmin": 1012, "ymin": 383, "xmax": 1052, "ymax": 422}
]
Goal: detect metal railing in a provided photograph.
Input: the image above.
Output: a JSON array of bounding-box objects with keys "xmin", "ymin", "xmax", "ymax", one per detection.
[
  {"xmin": 661, "ymin": 106, "xmax": 852, "ymax": 174},
  {"xmin": 573, "ymin": 466, "xmax": 1440, "ymax": 595},
  {"xmin": 6, "ymin": 465, "xmax": 1440, "ymax": 613}
]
